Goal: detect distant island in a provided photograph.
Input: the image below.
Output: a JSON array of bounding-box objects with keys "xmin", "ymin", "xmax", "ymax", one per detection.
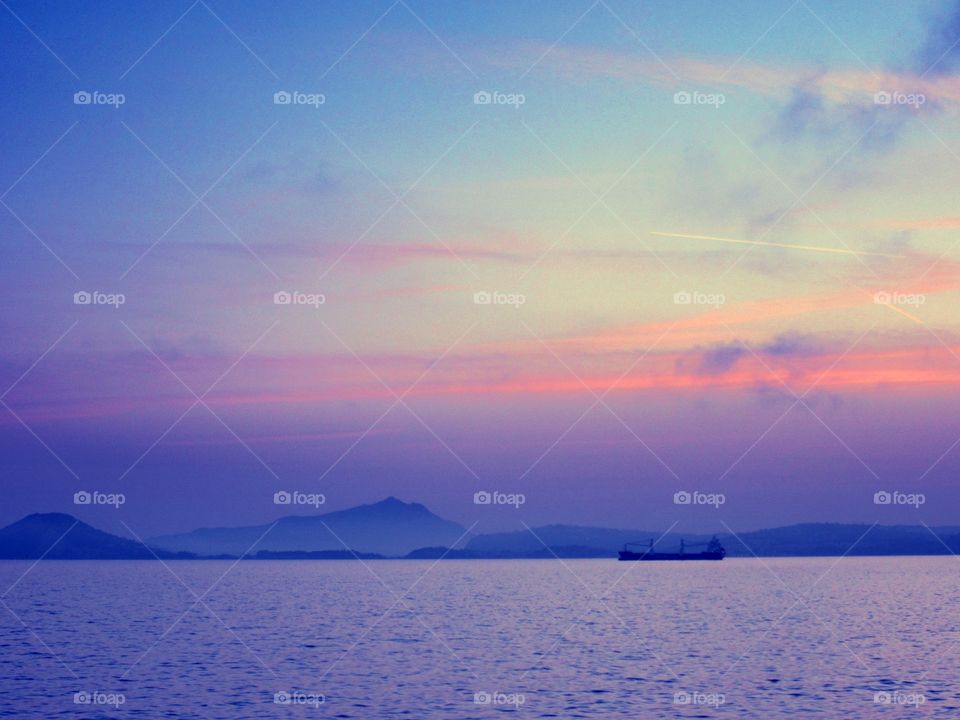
[{"xmin": 1, "ymin": 497, "xmax": 959, "ymax": 560}]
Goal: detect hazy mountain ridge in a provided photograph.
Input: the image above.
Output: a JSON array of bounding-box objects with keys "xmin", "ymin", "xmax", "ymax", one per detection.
[
  {"xmin": 0, "ymin": 513, "xmax": 194, "ymax": 559},
  {"xmin": 147, "ymin": 497, "xmax": 469, "ymax": 557},
  {"xmin": 467, "ymin": 522, "xmax": 960, "ymax": 557},
  {"xmin": 725, "ymin": 522, "xmax": 960, "ymax": 557},
  {"xmin": 466, "ymin": 524, "xmax": 664, "ymax": 555},
  {"xmin": 2, "ymin": 501, "xmax": 960, "ymax": 559}
]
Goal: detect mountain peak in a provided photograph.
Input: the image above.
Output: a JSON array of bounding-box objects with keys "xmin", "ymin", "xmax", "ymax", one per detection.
[
  {"xmin": 24, "ymin": 512, "xmax": 80, "ymax": 524},
  {"xmin": 357, "ymin": 496, "xmax": 429, "ymax": 516},
  {"xmin": 152, "ymin": 497, "xmax": 467, "ymax": 557},
  {"xmin": 0, "ymin": 513, "xmax": 187, "ymax": 559},
  {"xmin": 372, "ymin": 496, "xmax": 419, "ymax": 509}
]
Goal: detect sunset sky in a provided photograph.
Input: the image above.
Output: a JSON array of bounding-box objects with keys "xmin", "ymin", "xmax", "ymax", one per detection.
[{"xmin": 2, "ymin": 0, "xmax": 960, "ymax": 536}]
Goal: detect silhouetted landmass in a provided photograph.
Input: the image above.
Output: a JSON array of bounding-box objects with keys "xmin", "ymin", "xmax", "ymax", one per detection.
[
  {"xmin": 403, "ymin": 546, "xmax": 480, "ymax": 559},
  {"xmin": 401, "ymin": 546, "xmax": 618, "ymax": 559},
  {"xmin": 463, "ymin": 522, "xmax": 960, "ymax": 558},
  {"xmin": 3, "ymin": 505, "xmax": 960, "ymax": 560},
  {"xmin": 404, "ymin": 544, "xmax": 621, "ymax": 559},
  {"xmin": 148, "ymin": 497, "xmax": 468, "ymax": 557},
  {"xmin": 466, "ymin": 525, "xmax": 654, "ymax": 556},
  {"xmin": 724, "ymin": 523, "xmax": 960, "ymax": 557},
  {"xmin": 0, "ymin": 513, "xmax": 195, "ymax": 559},
  {"xmin": 253, "ymin": 549, "xmax": 383, "ymax": 560}
]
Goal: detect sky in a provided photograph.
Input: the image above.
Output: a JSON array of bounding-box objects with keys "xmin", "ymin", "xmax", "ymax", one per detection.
[{"xmin": 2, "ymin": 0, "xmax": 960, "ymax": 537}]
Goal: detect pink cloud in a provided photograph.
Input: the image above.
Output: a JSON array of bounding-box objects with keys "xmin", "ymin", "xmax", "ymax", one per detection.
[{"xmin": 492, "ymin": 42, "xmax": 960, "ymax": 105}]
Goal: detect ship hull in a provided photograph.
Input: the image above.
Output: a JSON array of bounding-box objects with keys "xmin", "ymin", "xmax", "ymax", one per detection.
[{"xmin": 618, "ymin": 550, "xmax": 725, "ymax": 561}]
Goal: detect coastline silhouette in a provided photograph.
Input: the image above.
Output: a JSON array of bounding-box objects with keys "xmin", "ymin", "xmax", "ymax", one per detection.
[{"xmin": 3, "ymin": 498, "xmax": 958, "ymax": 560}]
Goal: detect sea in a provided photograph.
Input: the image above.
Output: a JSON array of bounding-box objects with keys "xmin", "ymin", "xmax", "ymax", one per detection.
[{"xmin": 0, "ymin": 557, "xmax": 955, "ymax": 717}]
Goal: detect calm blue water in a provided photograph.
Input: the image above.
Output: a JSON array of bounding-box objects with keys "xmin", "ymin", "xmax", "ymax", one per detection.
[{"xmin": 0, "ymin": 557, "xmax": 956, "ymax": 718}]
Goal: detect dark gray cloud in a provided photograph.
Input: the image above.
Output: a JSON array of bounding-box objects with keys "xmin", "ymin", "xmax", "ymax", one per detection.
[
  {"xmin": 770, "ymin": 79, "xmax": 919, "ymax": 154},
  {"xmin": 699, "ymin": 343, "xmax": 746, "ymax": 374},
  {"xmin": 763, "ymin": 333, "xmax": 820, "ymax": 357},
  {"xmin": 768, "ymin": 1, "xmax": 960, "ymax": 155},
  {"xmin": 698, "ymin": 333, "xmax": 820, "ymax": 375},
  {"xmin": 916, "ymin": 1, "xmax": 960, "ymax": 75}
]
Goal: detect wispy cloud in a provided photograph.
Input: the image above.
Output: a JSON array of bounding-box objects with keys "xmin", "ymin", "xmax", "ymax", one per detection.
[{"xmin": 490, "ymin": 42, "xmax": 960, "ymax": 105}]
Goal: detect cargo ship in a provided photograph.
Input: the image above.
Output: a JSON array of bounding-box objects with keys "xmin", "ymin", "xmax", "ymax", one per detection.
[{"xmin": 618, "ymin": 536, "xmax": 726, "ymax": 561}]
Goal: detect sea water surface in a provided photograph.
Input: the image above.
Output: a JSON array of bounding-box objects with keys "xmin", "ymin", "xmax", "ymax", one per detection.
[{"xmin": 0, "ymin": 557, "xmax": 956, "ymax": 718}]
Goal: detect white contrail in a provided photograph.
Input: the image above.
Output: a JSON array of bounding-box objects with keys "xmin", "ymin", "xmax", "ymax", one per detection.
[{"xmin": 651, "ymin": 231, "xmax": 904, "ymax": 258}]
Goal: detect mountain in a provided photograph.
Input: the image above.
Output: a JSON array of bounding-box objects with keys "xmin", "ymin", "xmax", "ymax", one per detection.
[
  {"xmin": 148, "ymin": 497, "xmax": 469, "ymax": 557},
  {"xmin": 466, "ymin": 524, "xmax": 662, "ymax": 556},
  {"xmin": 0, "ymin": 513, "xmax": 193, "ymax": 559},
  {"xmin": 724, "ymin": 523, "xmax": 960, "ymax": 557},
  {"xmin": 253, "ymin": 549, "xmax": 384, "ymax": 560},
  {"xmin": 5, "ymin": 506, "xmax": 960, "ymax": 560},
  {"xmin": 464, "ymin": 522, "xmax": 960, "ymax": 558}
]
